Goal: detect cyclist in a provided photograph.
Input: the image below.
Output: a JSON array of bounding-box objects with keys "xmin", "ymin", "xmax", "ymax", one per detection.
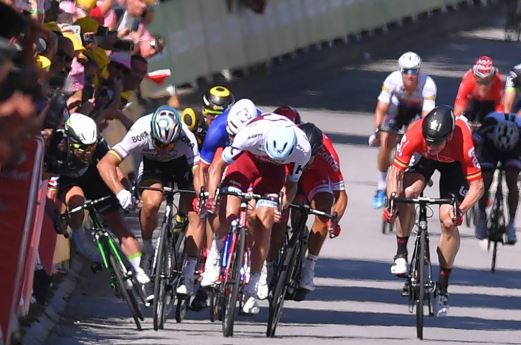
[
  {"xmin": 97, "ymin": 105, "xmax": 203, "ymax": 297},
  {"xmin": 473, "ymin": 112, "xmax": 521, "ymax": 244},
  {"xmin": 268, "ymin": 122, "xmax": 348, "ymax": 300},
  {"xmin": 206, "ymin": 113, "xmax": 311, "ymax": 314},
  {"xmin": 454, "ymin": 56, "xmax": 504, "ymax": 122},
  {"xmin": 503, "ymin": 63, "xmax": 521, "ymax": 113},
  {"xmin": 385, "ymin": 105, "xmax": 483, "ymax": 317},
  {"xmin": 197, "ymin": 99, "xmax": 261, "ymax": 286},
  {"xmin": 370, "ymin": 51, "xmax": 437, "ymax": 209},
  {"xmin": 272, "ymin": 105, "xmax": 302, "ymax": 124},
  {"xmin": 45, "ymin": 113, "xmax": 150, "ymax": 284},
  {"xmin": 181, "ymin": 85, "xmax": 235, "ymax": 147}
]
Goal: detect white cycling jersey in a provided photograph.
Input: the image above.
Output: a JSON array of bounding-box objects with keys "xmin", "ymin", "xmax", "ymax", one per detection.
[
  {"xmin": 222, "ymin": 113, "xmax": 311, "ymax": 182},
  {"xmin": 112, "ymin": 114, "xmax": 199, "ymax": 164},
  {"xmin": 377, "ymin": 70, "xmax": 437, "ymax": 113}
]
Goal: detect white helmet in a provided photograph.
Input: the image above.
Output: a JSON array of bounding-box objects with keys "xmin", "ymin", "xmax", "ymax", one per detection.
[
  {"xmin": 226, "ymin": 98, "xmax": 258, "ymax": 136},
  {"xmin": 151, "ymin": 106, "xmax": 182, "ymax": 146},
  {"xmin": 493, "ymin": 116, "xmax": 519, "ymax": 152},
  {"xmin": 264, "ymin": 125, "xmax": 297, "ymax": 163},
  {"xmin": 65, "ymin": 113, "xmax": 98, "ymax": 145},
  {"xmin": 398, "ymin": 51, "xmax": 421, "ymax": 71}
]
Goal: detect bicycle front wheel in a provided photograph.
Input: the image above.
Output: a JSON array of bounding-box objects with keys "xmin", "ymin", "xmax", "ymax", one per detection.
[
  {"xmin": 222, "ymin": 229, "xmax": 245, "ymax": 337},
  {"xmin": 153, "ymin": 220, "xmax": 174, "ymax": 330},
  {"xmin": 109, "ymin": 255, "xmax": 143, "ymax": 331},
  {"xmin": 416, "ymin": 230, "xmax": 426, "ymax": 340}
]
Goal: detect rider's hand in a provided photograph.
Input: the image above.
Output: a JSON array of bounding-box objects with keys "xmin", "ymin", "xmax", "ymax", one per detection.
[
  {"xmin": 383, "ymin": 207, "xmax": 397, "ymax": 223},
  {"xmin": 368, "ymin": 129, "xmax": 380, "ymax": 147},
  {"xmin": 273, "ymin": 207, "xmax": 282, "ymax": 223},
  {"xmin": 327, "ymin": 219, "xmax": 341, "ymax": 238},
  {"xmin": 206, "ymin": 197, "xmax": 217, "ymax": 214},
  {"xmin": 116, "ymin": 189, "xmax": 135, "ymax": 211},
  {"xmin": 451, "ymin": 207, "xmax": 463, "ymax": 226}
]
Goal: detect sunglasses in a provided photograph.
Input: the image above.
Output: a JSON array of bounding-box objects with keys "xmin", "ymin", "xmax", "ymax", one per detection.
[
  {"xmin": 202, "ymin": 107, "xmax": 223, "ymax": 116},
  {"xmin": 71, "ymin": 142, "xmax": 96, "ymax": 152},
  {"xmin": 57, "ymin": 51, "xmax": 74, "ymax": 64},
  {"xmin": 401, "ymin": 68, "xmax": 419, "ymax": 75},
  {"xmin": 153, "ymin": 138, "xmax": 175, "ymax": 151}
]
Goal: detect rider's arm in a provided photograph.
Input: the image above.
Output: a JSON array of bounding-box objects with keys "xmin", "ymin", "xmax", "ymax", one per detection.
[
  {"xmin": 97, "ymin": 150, "xmax": 126, "ymax": 194},
  {"xmin": 454, "ymin": 72, "xmax": 473, "ymax": 117},
  {"xmin": 458, "ymin": 178, "xmax": 484, "ymax": 214},
  {"xmin": 208, "ymin": 153, "xmax": 228, "ymax": 198},
  {"xmin": 374, "ymin": 100, "xmax": 388, "ymax": 130},
  {"xmin": 283, "ymin": 180, "xmax": 298, "ymax": 207},
  {"xmin": 421, "ymin": 76, "xmax": 437, "ymax": 117},
  {"xmin": 503, "ymin": 89, "xmax": 517, "ymax": 113},
  {"xmin": 386, "ymin": 165, "xmax": 404, "ymax": 200},
  {"xmin": 332, "ymin": 189, "xmax": 348, "ymax": 220},
  {"xmin": 195, "ymin": 161, "xmax": 209, "ymax": 194}
]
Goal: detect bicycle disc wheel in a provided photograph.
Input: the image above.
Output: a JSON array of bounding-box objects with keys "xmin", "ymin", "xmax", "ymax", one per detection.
[
  {"xmin": 109, "ymin": 255, "xmax": 143, "ymax": 331},
  {"xmin": 222, "ymin": 229, "xmax": 245, "ymax": 337},
  {"xmin": 267, "ymin": 240, "xmax": 298, "ymax": 337},
  {"xmin": 416, "ymin": 230, "xmax": 426, "ymax": 340},
  {"xmin": 153, "ymin": 221, "xmax": 173, "ymax": 330}
]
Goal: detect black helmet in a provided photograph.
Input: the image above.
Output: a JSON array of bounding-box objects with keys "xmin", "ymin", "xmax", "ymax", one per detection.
[
  {"xmin": 299, "ymin": 122, "xmax": 323, "ymax": 156},
  {"xmin": 202, "ymin": 85, "xmax": 235, "ymax": 115},
  {"xmin": 422, "ymin": 105, "xmax": 455, "ymax": 145}
]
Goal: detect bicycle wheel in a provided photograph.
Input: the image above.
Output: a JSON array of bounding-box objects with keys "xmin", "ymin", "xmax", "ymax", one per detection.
[
  {"xmin": 109, "ymin": 255, "xmax": 143, "ymax": 330},
  {"xmin": 222, "ymin": 229, "xmax": 245, "ymax": 337},
  {"xmin": 416, "ymin": 230, "xmax": 426, "ymax": 340},
  {"xmin": 153, "ymin": 220, "xmax": 174, "ymax": 330},
  {"xmin": 267, "ymin": 245, "xmax": 298, "ymax": 337}
]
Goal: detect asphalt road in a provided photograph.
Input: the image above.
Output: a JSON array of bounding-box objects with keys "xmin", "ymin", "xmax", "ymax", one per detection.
[{"xmin": 44, "ymin": 3, "xmax": 521, "ymax": 345}]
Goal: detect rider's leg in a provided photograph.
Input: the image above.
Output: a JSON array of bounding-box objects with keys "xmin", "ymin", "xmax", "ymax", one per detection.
[
  {"xmin": 300, "ymin": 192, "xmax": 334, "ymax": 291},
  {"xmin": 505, "ymin": 167, "xmax": 519, "ymax": 244},
  {"xmin": 139, "ymin": 181, "xmax": 163, "ymax": 254},
  {"xmin": 475, "ymin": 169, "xmax": 493, "ymax": 239},
  {"xmin": 373, "ymin": 131, "xmax": 398, "ymax": 208}
]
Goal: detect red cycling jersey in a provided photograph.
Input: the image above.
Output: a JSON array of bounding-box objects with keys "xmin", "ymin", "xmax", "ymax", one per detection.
[
  {"xmin": 305, "ymin": 133, "xmax": 345, "ymax": 188},
  {"xmin": 454, "ymin": 70, "xmax": 504, "ymax": 114},
  {"xmin": 393, "ymin": 117, "xmax": 481, "ymax": 182}
]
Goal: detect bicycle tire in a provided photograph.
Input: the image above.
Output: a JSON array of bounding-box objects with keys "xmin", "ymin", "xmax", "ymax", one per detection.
[
  {"xmin": 416, "ymin": 230, "xmax": 426, "ymax": 340},
  {"xmin": 222, "ymin": 229, "xmax": 245, "ymax": 337},
  {"xmin": 109, "ymin": 255, "xmax": 143, "ymax": 331},
  {"xmin": 267, "ymin": 238, "xmax": 298, "ymax": 337},
  {"xmin": 153, "ymin": 220, "xmax": 173, "ymax": 330}
]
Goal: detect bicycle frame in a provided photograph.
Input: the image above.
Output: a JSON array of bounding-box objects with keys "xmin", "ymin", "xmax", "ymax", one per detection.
[
  {"xmin": 487, "ymin": 168, "xmax": 506, "ymax": 272},
  {"xmin": 390, "ymin": 194, "xmax": 457, "ymax": 340}
]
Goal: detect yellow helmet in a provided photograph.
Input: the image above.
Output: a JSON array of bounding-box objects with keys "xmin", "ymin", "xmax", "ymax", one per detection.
[
  {"xmin": 76, "ymin": 0, "xmax": 96, "ymax": 11},
  {"xmin": 181, "ymin": 107, "xmax": 198, "ymax": 131}
]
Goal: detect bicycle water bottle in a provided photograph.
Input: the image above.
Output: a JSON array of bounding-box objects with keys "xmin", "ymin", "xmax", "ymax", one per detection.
[
  {"xmin": 173, "ymin": 214, "xmax": 188, "ymax": 234},
  {"xmin": 222, "ymin": 232, "xmax": 232, "ymax": 269}
]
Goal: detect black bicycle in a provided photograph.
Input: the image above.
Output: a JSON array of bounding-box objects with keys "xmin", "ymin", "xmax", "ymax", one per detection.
[
  {"xmin": 140, "ymin": 186, "xmax": 191, "ymax": 330},
  {"xmin": 266, "ymin": 203, "xmax": 337, "ymax": 337},
  {"xmin": 389, "ymin": 193, "xmax": 458, "ymax": 340},
  {"xmin": 486, "ymin": 167, "xmax": 507, "ymax": 272},
  {"xmin": 62, "ymin": 196, "xmax": 145, "ymax": 330}
]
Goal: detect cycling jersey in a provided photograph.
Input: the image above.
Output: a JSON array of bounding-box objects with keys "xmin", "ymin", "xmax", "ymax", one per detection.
[
  {"xmin": 454, "ymin": 70, "xmax": 504, "ymax": 121},
  {"xmin": 474, "ymin": 112, "xmax": 521, "ymax": 171},
  {"xmin": 111, "ymin": 114, "xmax": 199, "ymax": 165},
  {"xmin": 199, "ymin": 109, "xmax": 230, "ymax": 165},
  {"xmin": 377, "ymin": 71, "xmax": 437, "ymax": 113},
  {"xmin": 393, "ymin": 117, "xmax": 481, "ymax": 182},
  {"xmin": 304, "ymin": 134, "xmax": 345, "ymax": 190},
  {"xmin": 222, "ymin": 113, "xmax": 311, "ymax": 182},
  {"xmin": 45, "ymin": 129, "xmax": 109, "ymax": 178},
  {"xmin": 505, "ymin": 63, "xmax": 521, "ymax": 91}
]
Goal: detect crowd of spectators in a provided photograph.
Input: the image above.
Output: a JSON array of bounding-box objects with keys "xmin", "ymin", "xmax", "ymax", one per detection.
[{"xmin": 0, "ymin": 0, "xmax": 165, "ymax": 172}]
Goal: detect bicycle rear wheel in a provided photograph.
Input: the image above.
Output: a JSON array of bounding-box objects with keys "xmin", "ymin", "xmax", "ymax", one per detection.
[
  {"xmin": 416, "ymin": 230, "xmax": 426, "ymax": 340},
  {"xmin": 153, "ymin": 220, "xmax": 174, "ymax": 330},
  {"xmin": 109, "ymin": 255, "xmax": 143, "ymax": 330},
  {"xmin": 222, "ymin": 229, "xmax": 245, "ymax": 337}
]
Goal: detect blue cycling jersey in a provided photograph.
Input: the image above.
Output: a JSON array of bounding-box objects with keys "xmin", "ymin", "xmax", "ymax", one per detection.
[{"xmin": 200, "ymin": 110, "xmax": 230, "ymax": 165}]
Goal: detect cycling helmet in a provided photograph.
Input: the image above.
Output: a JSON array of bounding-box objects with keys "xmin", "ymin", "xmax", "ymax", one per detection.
[
  {"xmin": 273, "ymin": 105, "xmax": 302, "ymax": 124},
  {"xmin": 472, "ymin": 56, "xmax": 496, "ymax": 80},
  {"xmin": 422, "ymin": 105, "xmax": 455, "ymax": 145},
  {"xmin": 264, "ymin": 125, "xmax": 297, "ymax": 163},
  {"xmin": 299, "ymin": 122, "xmax": 323, "ymax": 156},
  {"xmin": 151, "ymin": 105, "xmax": 182, "ymax": 146},
  {"xmin": 202, "ymin": 85, "xmax": 235, "ymax": 115},
  {"xmin": 65, "ymin": 113, "xmax": 98, "ymax": 145},
  {"xmin": 181, "ymin": 107, "xmax": 203, "ymax": 132},
  {"xmin": 493, "ymin": 114, "xmax": 519, "ymax": 151},
  {"xmin": 226, "ymin": 98, "xmax": 258, "ymax": 135},
  {"xmin": 398, "ymin": 51, "xmax": 421, "ymax": 72}
]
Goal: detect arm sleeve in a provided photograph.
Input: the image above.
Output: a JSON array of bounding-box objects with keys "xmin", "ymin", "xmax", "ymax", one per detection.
[
  {"xmin": 376, "ymin": 74, "xmax": 394, "ymax": 104},
  {"xmin": 111, "ymin": 124, "xmax": 147, "ymax": 160},
  {"xmin": 200, "ymin": 122, "xmax": 227, "ymax": 165},
  {"xmin": 421, "ymin": 77, "xmax": 437, "ymax": 113}
]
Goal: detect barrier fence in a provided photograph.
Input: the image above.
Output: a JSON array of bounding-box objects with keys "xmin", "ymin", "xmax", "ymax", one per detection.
[{"xmin": 147, "ymin": 0, "xmax": 470, "ymax": 88}]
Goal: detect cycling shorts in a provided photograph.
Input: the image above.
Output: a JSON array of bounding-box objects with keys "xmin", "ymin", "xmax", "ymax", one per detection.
[
  {"xmin": 463, "ymin": 99, "xmax": 496, "ymax": 124},
  {"xmin": 222, "ymin": 152, "xmax": 285, "ymax": 196},
  {"xmin": 380, "ymin": 103, "xmax": 421, "ymax": 134},
  {"xmin": 479, "ymin": 144, "xmax": 521, "ymax": 172},
  {"xmin": 137, "ymin": 156, "xmax": 194, "ymax": 191},
  {"xmin": 406, "ymin": 158, "xmax": 468, "ymax": 202},
  {"xmin": 58, "ymin": 164, "xmax": 120, "ymax": 215}
]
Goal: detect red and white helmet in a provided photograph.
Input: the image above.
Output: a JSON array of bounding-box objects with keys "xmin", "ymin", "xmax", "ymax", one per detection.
[{"xmin": 472, "ymin": 56, "xmax": 496, "ymax": 79}]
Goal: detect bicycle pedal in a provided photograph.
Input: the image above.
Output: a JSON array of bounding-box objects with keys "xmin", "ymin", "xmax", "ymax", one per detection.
[{"xmin": 90, "ymin": 262, "xmax": 102, "ymax": 273}]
